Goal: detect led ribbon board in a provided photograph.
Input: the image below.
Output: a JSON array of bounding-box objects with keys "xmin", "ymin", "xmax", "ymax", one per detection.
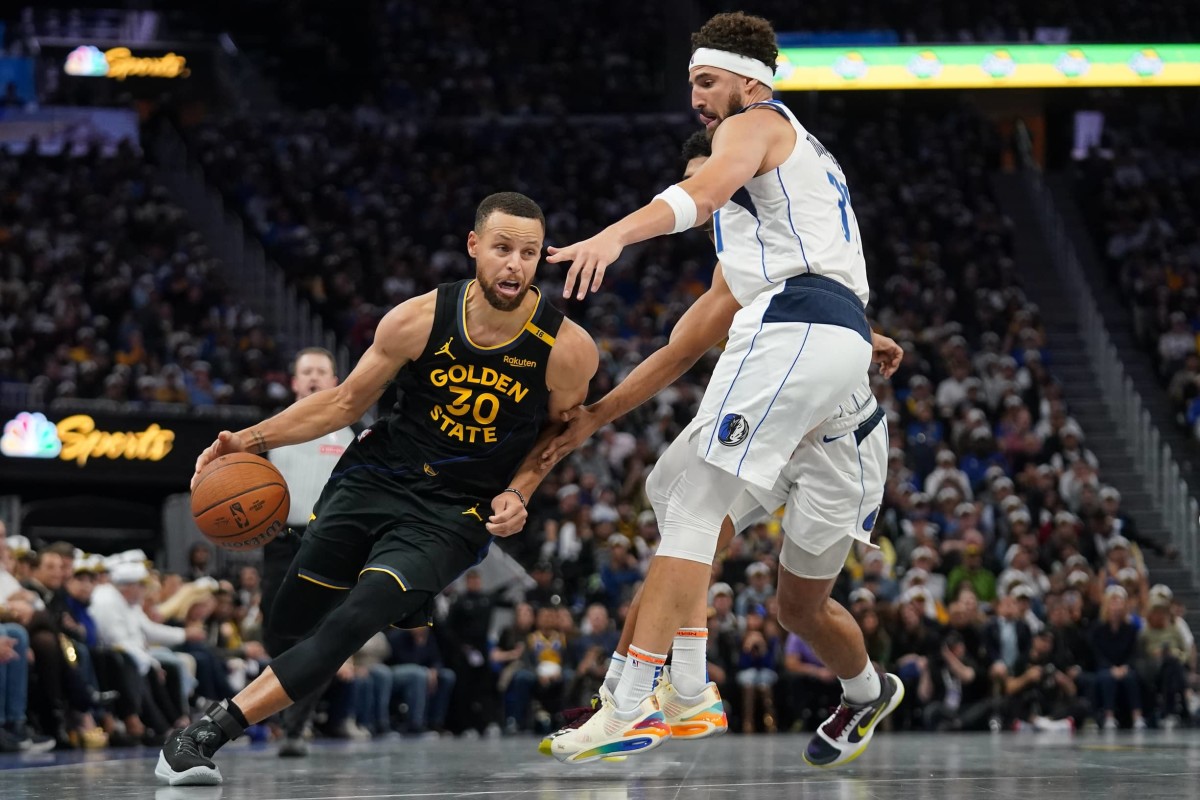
[{"xmin": 772, "ymin": 44, "xmax": 1200, "ymax": 90}]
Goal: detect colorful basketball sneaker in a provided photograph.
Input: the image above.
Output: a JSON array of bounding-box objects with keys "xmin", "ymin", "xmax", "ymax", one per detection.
[
  {"xmin": 803, "ymin": 672, "xmax": 904, "ymax": 768},
  {"xmin": 538, "ymin": 697, "xmax": 603, "ymax": 757},
  {"xmin": 653, "ymin": 667, "xmax": 728, "ymax": 739},
  {"xmin": 549, "ymin": 686, "xmax": 671, "ymax": 764}
]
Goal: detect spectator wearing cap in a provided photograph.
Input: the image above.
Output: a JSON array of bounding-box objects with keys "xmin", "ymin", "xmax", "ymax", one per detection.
[
  {"xmin": 0, "ymin": 566, "xmax": 55, "ymax": 751},
  {"xmin": 1090, "ymin": 586, "xmax": 1147, "ymax": 730},
  {"xmin": 1059, "ymin": 457, "xmax": 1100, "ymax": 514},
  {"xmin": 708, "ymin": 582, "xmax": 738, "ymax": 635},
  {"xmin": 443, "ymin": 570, "xmax": 496, "ymax": 734},
  {"xmin": 926, "ymin": 449, "xmax": 973, "ymax": 502},
  {"xmin": 1047, "ymin": 422, "xmax": 1098, "ymax": 472},
  {"xmin": 1100, "ymin": 536, "xmax": 1144, "ymax": 590},
  {"xmin": 525, "ymin": 562, "xmax": 561, "ymax": 609},
  {"xmin": 0, "ymin": 534, "xmax": 36, "ymax": 607},
  {"xmin": 947, "ymin": 541, "xmax": 997, "ymax": 604},
  {"xmin": 1101, "ymin": 487, "xmax": 1177, "ymax": 561},
  {"xmin": 1149, "ymin": 585, "xmax": 1196, "ymax": 673},
  {"xmin": 598, "ymin": 534, "xmax": 642, "ymax": 611},
  {"xmin": 906, "ymin": 546, "xmax": 946, "ymax": 602},
  {"xmin": 906, "ymin": 396, "xmax": 944, "ymax": 480},
  {"xmin": 936, "ymin": 362, "xmax": 974, "ymax": 418},
  {"xmin": 90, "ymin": 561, "xmax": 197, "ymax": 742},
  {"xmin": 1049, "ymin": 511, "xmax": 1088, "ymax": 565},
  {"xmin": 890, "ymin": 595, "xmax": 941, "ymax": 725},
  {"xmin": 997, "ymin": 545, "xmax": 1050, "ymax": 602},
  {"xmin": 736, "ymin": 562, "xmax": 775, "ymax": 618},
  {"xmin": 853, "ymin": 550, "xmax": 899, "ymax": 604},
  {"xmin": 959, "ymin": 427, "xmax": 1007, "ymax": 494},
  {"xmin": 737, "ymin": 605, "xmax": 780, "ymax": 734},
  {"xmin": 1009, "ymin": 584, "xmax": 1043, "ymax": 635},
  {"xmin": 1137, "ymin": 592, "xmax": 1189, "ymax": 725}
]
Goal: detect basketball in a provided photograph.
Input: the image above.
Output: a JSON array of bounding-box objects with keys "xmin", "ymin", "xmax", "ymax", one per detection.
[{"xmin": 191, "ymin": 452, "xmax": 290, "ymax": 551}]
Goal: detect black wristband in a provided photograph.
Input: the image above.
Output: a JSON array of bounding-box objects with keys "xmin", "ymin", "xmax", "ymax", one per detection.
[{"xmin": 504, "ymin": 487, "xmax": 527, "ymax": 507}]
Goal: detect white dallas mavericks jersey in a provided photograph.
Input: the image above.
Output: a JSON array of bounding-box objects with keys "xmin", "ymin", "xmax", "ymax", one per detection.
[{"xmin": 713, "ymin": 100, "xmax": 869, "ymax": 308}]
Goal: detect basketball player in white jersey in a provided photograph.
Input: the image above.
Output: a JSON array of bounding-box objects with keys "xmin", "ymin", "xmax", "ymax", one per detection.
[
  {"xmin": 537, "ymin": 132, "xmax": 902, "ymax": 763},
  {"xmin": 546, "ymin": 12, "xmax": 903, "ymax": 765}
]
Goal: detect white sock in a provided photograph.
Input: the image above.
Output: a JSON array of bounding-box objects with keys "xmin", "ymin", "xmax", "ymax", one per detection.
[
  {"xmin": 603, "ymin": 652, "xmax": 627, "ymax": 694},
  {"xmin": 613, "ymin": 645, "xmax": 667, "ymax": 716},
  {"xmin": 670, "ymin": 628, "xmax": 709, "ymax": 697},
  {"xmin": 840, "ymin": 663, "xmax": 882, "ymax": 705}
]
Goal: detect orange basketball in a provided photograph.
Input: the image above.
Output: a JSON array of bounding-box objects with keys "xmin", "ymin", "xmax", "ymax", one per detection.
[{"xmin": 191, "ymin": 453, "xmax": 290, "ymax": 551}]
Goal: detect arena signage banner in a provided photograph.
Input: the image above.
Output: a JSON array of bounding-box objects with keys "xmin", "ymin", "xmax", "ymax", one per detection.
[
  {"xmin": 63, "ymin": 45, "xmax": 189, "ymax": 80},
  {"xmin": 0, "ymin": 408, "xmax": 229, "ymax": 487},
  {"xmin": 772, "ymin": 43, "xmax": 1200, "ymax": 91}
]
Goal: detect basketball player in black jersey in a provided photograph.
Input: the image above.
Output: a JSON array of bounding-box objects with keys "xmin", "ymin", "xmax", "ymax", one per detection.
[{"xmin": 156, "ymin": 192, "xmax": 599, "ymax": 786}]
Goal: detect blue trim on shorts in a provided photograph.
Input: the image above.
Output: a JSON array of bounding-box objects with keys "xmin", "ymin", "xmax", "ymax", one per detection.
[
  {"xmin": 736, "ymin": 323, "xmax": 812, "ymax": 476},
  {"xmin": 762, "ymin": 274, "xmax": 870, "ymax": 343},
  {"xmin": 854, "ymin": 405, "xmax": 886, "ymax": 445}
]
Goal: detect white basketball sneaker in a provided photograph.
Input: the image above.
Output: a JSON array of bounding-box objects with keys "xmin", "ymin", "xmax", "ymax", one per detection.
[
  {"xmin": 653, "ymin": 667, "xmax": 728, "ymax": 739},
  {"xmin": 549, "ymin": 686, "xmax": 671, "ymax": 764}
]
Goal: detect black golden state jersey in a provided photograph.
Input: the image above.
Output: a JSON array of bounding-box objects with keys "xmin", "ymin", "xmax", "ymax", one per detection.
[{"xmin": 386, "ymin": 279, "xmax": 563, "ymax": 498}]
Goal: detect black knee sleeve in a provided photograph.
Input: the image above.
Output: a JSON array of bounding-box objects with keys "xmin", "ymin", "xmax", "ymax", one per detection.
[{"xmin": 271, "ymin": 572, "xmax": 429, "ymax": 702}]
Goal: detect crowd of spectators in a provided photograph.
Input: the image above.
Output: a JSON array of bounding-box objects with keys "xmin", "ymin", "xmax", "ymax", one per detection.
[
  {"xmin": 3, "ymin": 91, "xmax": 1197, "ymax": 752},
  {"xmin": 188, "ymin": 113, "xmax": 713, "ymax": 360},
  {"xmin": 0, "ymin": 145, "xmax": 290, "ymax": 410},
  {"xmin": 1075, "ymin": 93, "xmax": 1200, "ymax": 440}
]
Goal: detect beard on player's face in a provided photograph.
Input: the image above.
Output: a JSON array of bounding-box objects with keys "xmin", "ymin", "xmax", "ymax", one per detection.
[{"xmin": 477, "ymin": 268, "xmax": 531, "ymax": 312}]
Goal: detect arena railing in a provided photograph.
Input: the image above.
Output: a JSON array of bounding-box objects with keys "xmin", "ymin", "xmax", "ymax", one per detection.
[
  {"xmin": 151, "ymin": 123, "xmax": 349, "ymax": 379},
  {"xmin": 1015, "ymin": 121, "xmax": 1200, "ymax": 577}
]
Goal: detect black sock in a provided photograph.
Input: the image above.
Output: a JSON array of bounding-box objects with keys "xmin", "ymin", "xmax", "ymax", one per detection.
[
  {"xmin": 198, "ymin": 699, "xmax": 248, "ymax": 746},
  {"xmin": 225, "ymin": 699, "xmax": 250, "ymax": 729}
]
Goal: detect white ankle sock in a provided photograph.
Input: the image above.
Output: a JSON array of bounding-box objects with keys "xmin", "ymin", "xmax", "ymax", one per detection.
[
  {"xmin": 613, "ymin": 645, "xmax": 667, "ymax": 715},
  {"xmin": 840, "ymin": 663, "xmax": 882, "ymax": 705},
  {"xmin": 670, "ymin": 628, "xmax": 709, "ymax": 697},
  {"xmin": 603, "ymin": 652, "xmax": 627, "ymax": 694}
]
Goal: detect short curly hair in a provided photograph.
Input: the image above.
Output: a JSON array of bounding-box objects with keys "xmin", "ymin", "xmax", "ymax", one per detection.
[
  {"xmin": 680, "ymin": 130, "xmax": 712, "ymax": 164},
  {"xmin": 690, "ymin": 12, "xmax": 778, "ymax": 75}
]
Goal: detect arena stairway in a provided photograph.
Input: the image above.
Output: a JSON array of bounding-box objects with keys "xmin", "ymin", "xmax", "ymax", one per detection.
[{"xmin": 992, "ymin": 173, "xmax": 1200, "ymax": 633}]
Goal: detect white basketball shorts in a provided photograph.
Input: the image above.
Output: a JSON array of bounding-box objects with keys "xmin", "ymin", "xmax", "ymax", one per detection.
[{"xmin": 695, "ymin": 276, "xmax": 873, "ymax": 492}]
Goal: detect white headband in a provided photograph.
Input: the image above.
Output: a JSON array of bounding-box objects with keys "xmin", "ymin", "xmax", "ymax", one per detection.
[{"xmin": 689, "ymin": 47, "xmax": 775, "ymax": 87}]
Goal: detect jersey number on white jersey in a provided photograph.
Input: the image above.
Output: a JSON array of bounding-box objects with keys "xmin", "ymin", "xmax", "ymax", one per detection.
[{"xmin": 825, "ymin": 171, "xmax": 862, "ymax": 256}]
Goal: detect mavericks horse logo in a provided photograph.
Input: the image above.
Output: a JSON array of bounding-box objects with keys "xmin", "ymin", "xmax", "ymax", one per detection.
[{"xmin": 718, "ymin": 413, "xmax": 749, "ymax": 446}]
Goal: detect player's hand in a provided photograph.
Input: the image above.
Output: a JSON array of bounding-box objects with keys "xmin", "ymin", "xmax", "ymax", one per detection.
[
  {"xmin": 871, "ymin": 332, "xmax": 904, "ymax": 379},
  {"xmin": 191, "ymin": 430, "xmax": 247, "ymax": 491},
  {"xmin": 547, "ymin": 230, "xmax": 623, "ymax": 300},
  {"xmin": 540, "ymin": 405, "xmax": 604, "ymax": 466},
  {"xmin": 487, "ymin": 491, "xmax": 528, "ymax": 537}
]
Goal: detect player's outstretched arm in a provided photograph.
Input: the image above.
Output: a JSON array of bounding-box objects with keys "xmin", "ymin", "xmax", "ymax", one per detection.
[
  {"xmin": 548, "ymin": 113, "xmax": 772, "ymax": 299},
  {"xmin": 487, "ymin": 319, "xmax": 599, "ymax": 537},
  {"xmin": 190, "ymin": 293, "xmax": 436, "ymax": 489},
  {"xmin": 540, "ymin": 266, "xmax": 742, "ymax": 466}
]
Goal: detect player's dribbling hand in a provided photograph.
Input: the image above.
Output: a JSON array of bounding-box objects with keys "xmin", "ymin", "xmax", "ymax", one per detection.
[
  {"xmin": 547, "ymin": 230, "xmax": 624, "ymax": 300},
  {"xmin": 191, "ymin": 430, "xmax": 247, "ymax": 491},
  {"xmin": 870, "ymin": 332, "xmax": 904, "ymax": 379},
  {"xmin": 487, "ymin": 491, "xmax": 528, "ymax": 537},
  {"xmin": 539, "ymin": 405, "xmax": 602, "ymax": 466}
]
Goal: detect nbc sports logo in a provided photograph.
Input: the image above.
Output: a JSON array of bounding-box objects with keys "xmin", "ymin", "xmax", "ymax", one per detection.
[{"xmin": 0, "ymin": 412, "xmax": 62, "ymax": 458}]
